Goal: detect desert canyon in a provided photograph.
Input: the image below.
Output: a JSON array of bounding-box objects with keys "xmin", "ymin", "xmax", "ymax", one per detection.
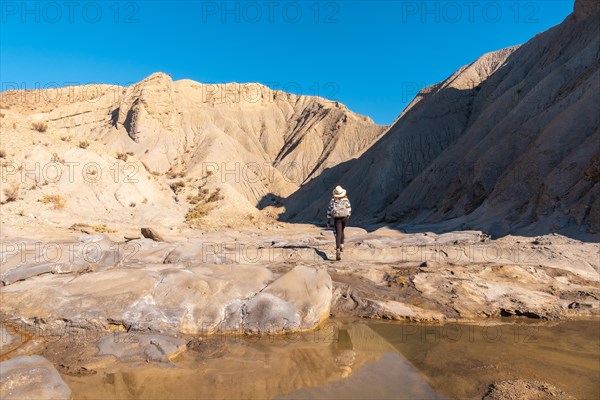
[{"xmin": 0, "ymin": 1, "xmax": 599, "ymax": 399}]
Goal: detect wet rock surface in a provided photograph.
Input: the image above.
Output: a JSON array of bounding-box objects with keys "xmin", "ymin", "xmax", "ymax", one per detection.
[{"xmin": 97, "ymin": 333, "xmax": 187, "ymax": 362}]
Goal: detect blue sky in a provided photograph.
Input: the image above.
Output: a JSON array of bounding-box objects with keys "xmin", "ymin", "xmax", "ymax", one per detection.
[{"xmin": 1, "ymin": 1, "xmax": 574, "ymax": 125}]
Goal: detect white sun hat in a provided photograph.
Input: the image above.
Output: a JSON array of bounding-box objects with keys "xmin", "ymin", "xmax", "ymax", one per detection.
[{"xmin": 332, "ymin": 185, "xmax": 347, "ymax": 198}]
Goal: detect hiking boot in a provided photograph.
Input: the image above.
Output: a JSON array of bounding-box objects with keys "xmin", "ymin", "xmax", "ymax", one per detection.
[{"xmin": 336, "ymin": 249, "xmax": 341, "ymax": 261}]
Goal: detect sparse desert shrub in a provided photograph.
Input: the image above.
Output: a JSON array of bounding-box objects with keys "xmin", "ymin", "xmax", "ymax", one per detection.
[
  {"xmin": 41, "ymin": 194, "xmax": 67, "ymax": 209},
  {"xmin": 116, "ymin": 152, "xmax": 128, "ymax": 161},
  {"xmin": 92, "ymin": 224, "xmax": 116, "ymax": 233},
  {"xmin": 51, "ymin": 153, "xmax": 65, "ymax": 164},
  {"xmin": 60, "ymin": 136, "xmax": 71, "ymax": 142},
  {"xmin": 126, "ymin": 151, "xmax": 134, "ymax": 156},
  {"xmin": 170, "ymin": 181, "xmax": 186, "ymax": 193},
  {"xmin": 206, "ymin": 188, "xmax": 224, "ymax": 203},
  {"xmin": 31, "ymin": 122, "xmax": 48, "ymax": 132},
  {"xmin": 187, "ymin": 188, "xmax": 209, "ymax": 204},
  {"xmin": 79, "ymin": 140, "xmax": 90, "ymax": 149},
  {"xmin": 3, "ymin": 183, "xmax": 20, "ymax": 202},
  {"xmin": 186, "ymin": 202, "xmax": 209, "ymax": 222},
  {"xmin": 167, "ymin": 170, "xmax": 185, "ymax": 179},
  {"xmin": 129, "ymin": 202, "xmax": 136, "ymax": 207},
  {"xmin": 0, "ymin": 149, "xmax": 6, "ymax": 158},
  {"xmin": 185, "ymin": 188, "xmax": 224, "ymax": 225},
  {"xmin": 70, "ymin": 223, "xmax": 116, "ymax": 233},
  {"xmin": 142, "ymin": 198, "xmax": 148, "ymax": 204},
  {"xmin": 70, "ymin": 223, "xmax": 91, "ymax": 232}
]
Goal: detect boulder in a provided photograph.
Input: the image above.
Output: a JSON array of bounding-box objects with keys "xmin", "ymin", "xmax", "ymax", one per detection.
[{"xmin": 242, "ymin": 265, "xmax": 333, "ymax": 332}]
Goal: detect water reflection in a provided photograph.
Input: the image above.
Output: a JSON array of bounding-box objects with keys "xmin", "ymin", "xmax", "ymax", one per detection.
[
  {"xmin": 61, "ymin": 319, "xmax": 599, "ymax": 399},
  {"xmin": 370, "ymin": 319, "xmax": 600, "ymax": 399}
]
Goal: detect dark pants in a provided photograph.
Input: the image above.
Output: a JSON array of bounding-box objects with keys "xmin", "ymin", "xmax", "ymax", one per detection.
[{"xmin": 334, "ymin": 217, "xmax": 348, "ymax": 250}]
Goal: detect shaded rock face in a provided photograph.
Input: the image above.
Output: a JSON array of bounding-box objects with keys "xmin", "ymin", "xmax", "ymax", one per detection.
[
  {"xmin": 574, "ymin": 0, "xmax": 600, "ymax": 20},
  {"xmin": 283, "ymin": 2, "xmax": 600, "ymax": 240},
  {"xmin": 0, "ymin": 355, "xmax": 72, "ymax": 400}
]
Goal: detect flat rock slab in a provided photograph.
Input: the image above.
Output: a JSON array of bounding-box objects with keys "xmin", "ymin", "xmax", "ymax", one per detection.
[
  {"xmin": 1, "ymin": 262, "xmax": 333, "ymax": 336},
  {"xmin": 0, "ymin": 355, "xmax": 72, "ymax": 400},
  {"xmin": 97, "ymin": 333, "xmax": 186, "ymax": 362}
]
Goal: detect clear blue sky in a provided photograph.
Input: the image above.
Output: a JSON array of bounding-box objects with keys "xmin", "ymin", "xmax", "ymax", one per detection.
[{"xmin": 1, "ymin": 1, "xmax": 574, "ymax": 125}]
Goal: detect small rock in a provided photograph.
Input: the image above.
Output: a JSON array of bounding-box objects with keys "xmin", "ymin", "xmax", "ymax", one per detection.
[
  {"xmin": 141, "ymin": 227, "xmax": 165, "ymax": 242},
  {"xmin": 568, "ymin": 302, "xmax": 592, "ymax": 309}
]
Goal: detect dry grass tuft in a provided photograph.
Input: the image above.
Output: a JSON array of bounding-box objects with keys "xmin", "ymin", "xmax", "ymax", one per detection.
[
  {"xmin": 31, "ymin": 122, "xmax": 48, "ymax": 132},
  {"xmin": 3, "ymin": 183, "xmax": 20, "ymax": 202},
  {"xmin": 41, "ymin": 194, "xmax": 67, "ymax": 209},
  {"xmin": 70, "ymin": 223, "xmax": 116, "ymax": 233}
]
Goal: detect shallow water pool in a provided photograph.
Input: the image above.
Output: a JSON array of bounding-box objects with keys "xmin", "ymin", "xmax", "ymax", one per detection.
[{"xmin": 60, "ymin": 318, "xmax": 599, "ymax": 399}]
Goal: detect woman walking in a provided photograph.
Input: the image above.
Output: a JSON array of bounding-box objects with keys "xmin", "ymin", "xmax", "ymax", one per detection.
[{"xmin": 327, "ymin": 185, "xmax": 351, "ymax": 261}]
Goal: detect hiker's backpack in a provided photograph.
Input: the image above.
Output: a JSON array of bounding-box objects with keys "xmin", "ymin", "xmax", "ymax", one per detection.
[{"xmin": 331, "ymin": 199, "xmax": 350, "ymax": 218}]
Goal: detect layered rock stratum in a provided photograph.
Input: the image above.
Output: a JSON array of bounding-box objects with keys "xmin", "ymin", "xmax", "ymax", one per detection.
[{"xmin": 0, "ymin": 75, "xmax": 383, "ymax": 229}]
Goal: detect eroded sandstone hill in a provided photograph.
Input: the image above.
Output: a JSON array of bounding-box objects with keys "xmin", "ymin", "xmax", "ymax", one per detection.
[
  {"xmin": 0, "ymin": 75, "xmax": 383, "ymax": 228},
  {"xmin": 283, "ymin": 0, "xmax": 600, "ymax": 240}
]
